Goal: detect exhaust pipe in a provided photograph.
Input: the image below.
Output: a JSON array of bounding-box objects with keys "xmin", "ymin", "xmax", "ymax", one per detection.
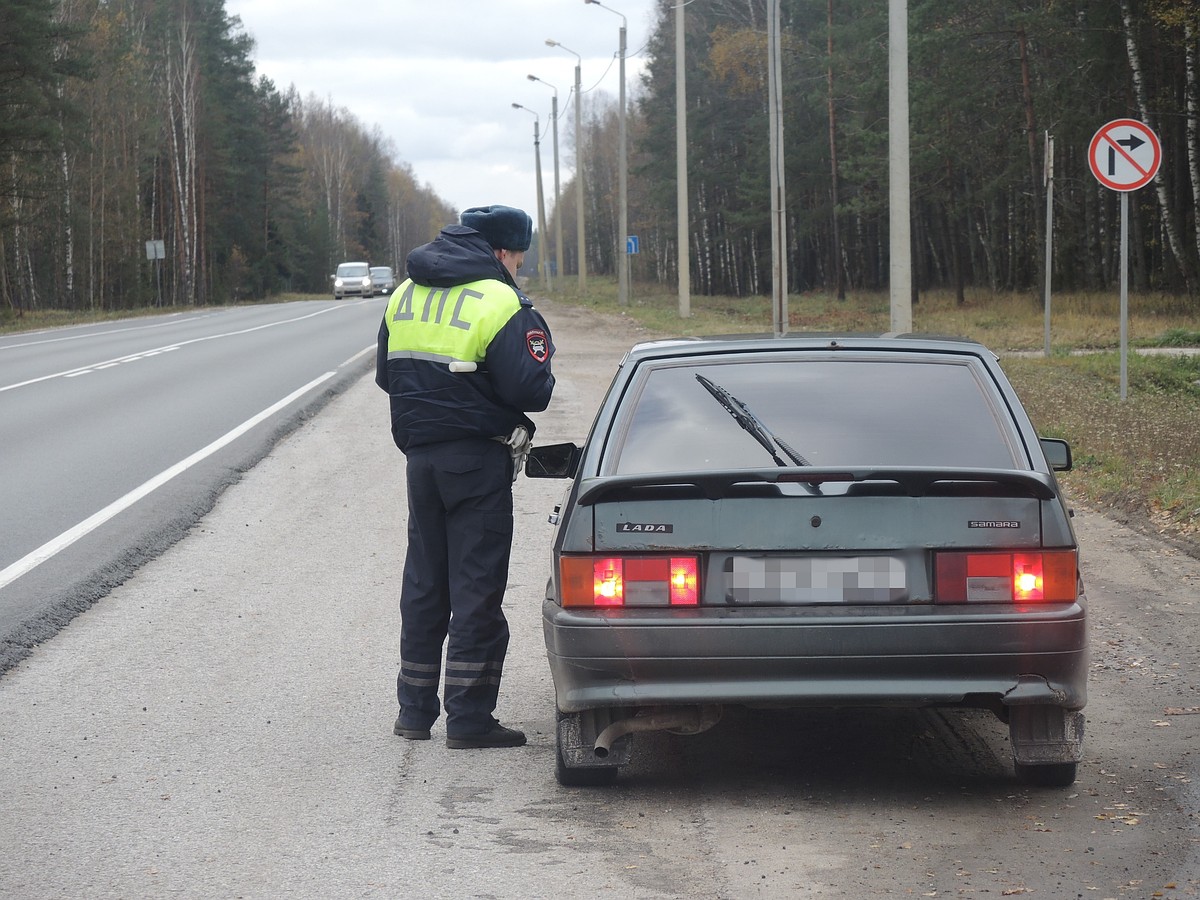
[{"xmin": 593, "ymin": 706, "xmax": 722, "ymax": 758}]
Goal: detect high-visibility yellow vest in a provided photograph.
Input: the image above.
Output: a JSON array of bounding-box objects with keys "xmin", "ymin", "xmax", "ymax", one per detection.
[{"xmin": 382, "ymin": 277, "xmax": 521, "ymax": 367}]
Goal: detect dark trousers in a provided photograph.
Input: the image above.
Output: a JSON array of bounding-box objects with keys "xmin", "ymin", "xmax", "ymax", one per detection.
[{"xmin": 396, "ymin": 438, "xmax": 513, "ymax": 736}]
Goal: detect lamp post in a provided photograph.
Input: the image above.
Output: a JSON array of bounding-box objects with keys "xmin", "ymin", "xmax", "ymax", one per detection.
[
  {"xmin": 584, "ymin": 0, "xmax": 628, "ymax": 307},
  {"xmin": 545, "ymin": 39, "xmax": 586, "ymax": 291},
  {"xmin": 767, "ymin": 0, "xmax": 787, "ymax": 335},
  {"xmin": 888, "ymin": 0, "xmax": 912, "ymax": 333},
  {"xmin": 528, "ymin": 74, "xmax": 563, "ymax": 293},
  {"xmin": 675, "ymin": 0, "xmax": 690, "ymax": 318},
  {"xmin": 512, "ymin": 103, "xmax": 551, "ymax": 293}
]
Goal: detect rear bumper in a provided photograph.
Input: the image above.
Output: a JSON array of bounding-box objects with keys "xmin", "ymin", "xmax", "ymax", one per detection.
[{"xmin": 543, "ymin": 599, "xmax": 1088, "ymax": 713}]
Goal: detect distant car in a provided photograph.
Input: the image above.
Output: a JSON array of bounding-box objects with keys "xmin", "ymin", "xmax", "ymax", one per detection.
[
  {"xmin": 369, "ymin": 266, "xmax": 396, "ymax": 295},
  {"xmin": 332, "ymin": 262, "xmax": 372, "ymax": 300},
  {"xmin": 526, "ymin": 334, "xmax": 1086, "ymax": 788}
]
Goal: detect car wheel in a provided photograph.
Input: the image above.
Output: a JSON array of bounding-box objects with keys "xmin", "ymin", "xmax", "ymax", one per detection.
[{"xmin": 1014, "ymin": 761, "xmax": 1077, "ymax": 787}]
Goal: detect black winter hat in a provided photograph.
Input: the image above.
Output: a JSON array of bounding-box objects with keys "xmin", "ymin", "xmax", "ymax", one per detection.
[{"xmin": 460, "ymin": 205, "xmax": 533, "ymax": 252}]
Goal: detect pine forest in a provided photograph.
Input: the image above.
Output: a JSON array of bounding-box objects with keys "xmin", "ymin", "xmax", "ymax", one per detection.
[{"xmin": 3, "ymin": 0, "xmax": 1199, "ymax": 313}]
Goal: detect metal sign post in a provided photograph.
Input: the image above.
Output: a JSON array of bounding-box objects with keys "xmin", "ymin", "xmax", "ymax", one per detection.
[
  {"xmin": 626, "ymin": 235, "xmax": 639, "ymax": 306},
  {"xmin": 145, "ymin": 239, "xmax": 166, "ymax": 307},
  {"xmin": 1087, "ymin": 118, "xmax": 1162, "ymax": 400},
  {"xmin": 1043, "ymin": 132, "xmax": 1054, "ymax": 358}
]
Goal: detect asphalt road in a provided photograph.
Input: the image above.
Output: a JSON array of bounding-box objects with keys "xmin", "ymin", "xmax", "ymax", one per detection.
[
  {"xmin": 0, "ymin": 299, "xmax": 385, "ymax": 670},
  {"xmin": 0, "ymin": 300, "xmax": 1197, "ymax": 898}
]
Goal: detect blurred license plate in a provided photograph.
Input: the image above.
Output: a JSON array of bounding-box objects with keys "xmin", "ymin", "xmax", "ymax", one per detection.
[{"xmin": 725, "ymin": 556, "xmax": 906, "ymax": 604}]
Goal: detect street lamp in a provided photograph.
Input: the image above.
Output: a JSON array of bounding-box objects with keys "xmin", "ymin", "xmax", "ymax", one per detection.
[
  {"xmin": 512, "ymin": 102, "xmax": 551, "ymax": 293},
  {"xmin": 767, "ymin": 0, "xmax": 787, "ymax": 335},
  {"xmin": 584, "ymin": 0, "xmax": 628, "ymax": 307},
  {"xmin": 528, "ymin": 74, "xmax": 563, "ymax": 293},
  {"xmin": 675, "ymin": 0, "xmax": 690, "ymax": 318},
  {"xmin": 888, "ymin": 0, "xmax": 913, "ymax": 333},
  {"xmin": 545, "ymin": 38, "xmax": 586, "ymax": 290}
]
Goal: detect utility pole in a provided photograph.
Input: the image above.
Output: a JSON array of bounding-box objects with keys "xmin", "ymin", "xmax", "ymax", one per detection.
[
  {"xmin": 586, "ymin": 0, "xmax": 629, "ymax": 307},
  {"xmin": 513, "ymin": 103, "xmax": 550, "ymax": 292},
  {"xmin": 767, "ymin": 0, "xmax": 787, "ymax": 335},
  {"xmin": 888, "ymin": 0, "xmax": 913, "ymax": 333},
  {"xmin": 529, "ymin": 74, "xmax": 564, "ymax": 291},
  {"xmin": 546, "ymin": 39, "xmax": 587, "ymax": 291},
  {"xmin": 676, "ymin": 0, "xmax": 690, "ymax": 318}
]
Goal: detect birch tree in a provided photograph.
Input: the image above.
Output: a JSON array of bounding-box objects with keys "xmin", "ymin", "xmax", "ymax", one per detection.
[
  {"xmin": 1119, "ymin": 0, "xmax": 1192, "ymax": 291},
  {"xmin": 164, "ymin": 8, "xmax": 199, "ymax": 304}
]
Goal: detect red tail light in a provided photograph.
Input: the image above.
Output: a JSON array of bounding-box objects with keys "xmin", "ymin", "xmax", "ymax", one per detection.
[
  {"xmin": 560, "ymin": 556, "xmax": 700, "ymax": 607},
  {"xmin": 934, "ymin": 550, "xmax": 1077, "ymax": 604}
]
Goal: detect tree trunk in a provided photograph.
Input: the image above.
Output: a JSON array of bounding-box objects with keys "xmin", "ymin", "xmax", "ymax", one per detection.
[
  {"xmin": 166, "ymin": 14, "xmax": 200, "ymax": 305},
  {"xmin": 1017, "ymin": 27, "xmax": 1043, "ymax": 301},
  {"xmin": 1120, "ymin": 0, "xmax": 1193, "ymax": 291},
  {"xmin": 1186, "ymin": 21, "xmax": 1200, "ymax": 272}
]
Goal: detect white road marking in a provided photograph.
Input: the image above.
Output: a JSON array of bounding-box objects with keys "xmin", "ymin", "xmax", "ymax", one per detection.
[
  {"xmin": 0, "ymin": 371, "xmax": 338, "ymax": 592},
  {"xmin": 0, "ymin": 304, "xmax": 354, "ymax": 394}
]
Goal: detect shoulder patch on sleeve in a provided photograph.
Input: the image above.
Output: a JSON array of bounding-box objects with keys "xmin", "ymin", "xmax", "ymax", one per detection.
[{"xmin": 526, "ymin": 329, "xmax": 549, "ymax": 363}]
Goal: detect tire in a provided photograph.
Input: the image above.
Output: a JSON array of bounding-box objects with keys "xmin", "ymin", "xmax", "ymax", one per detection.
[
  {"xmin": 555, "ymin": 740, "xmax": 618, "ymax": 787},
  {"xmin": 1015, "ymin": 761, "xmax": 1077, "ymax": 787}
]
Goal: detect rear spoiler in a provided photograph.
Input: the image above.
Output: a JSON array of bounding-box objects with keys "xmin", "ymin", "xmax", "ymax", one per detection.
[{"xmin": 575, "ymin": 466, "xmax": 1059, "ymax": 506}]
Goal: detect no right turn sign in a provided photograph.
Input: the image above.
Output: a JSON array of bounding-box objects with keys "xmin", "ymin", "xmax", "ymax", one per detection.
[{"xmin": 1088, "ymin": 118, "xmax": 1162, "ymax": 192}]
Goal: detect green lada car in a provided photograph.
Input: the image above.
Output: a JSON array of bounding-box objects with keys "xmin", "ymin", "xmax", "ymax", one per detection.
[{"xmin": 527, "ymin": 334, "xmax": 1086, "ymax": 788}]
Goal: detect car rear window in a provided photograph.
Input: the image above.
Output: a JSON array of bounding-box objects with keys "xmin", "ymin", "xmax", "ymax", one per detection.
[{"xmin": 605, "ymin": 356, "xmax": 1024, "ymax": 475}]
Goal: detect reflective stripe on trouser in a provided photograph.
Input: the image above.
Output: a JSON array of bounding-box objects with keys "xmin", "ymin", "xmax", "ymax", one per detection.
[{"xmin": 397, "ymin": 437, "xmax": 513, "ymax": 734}]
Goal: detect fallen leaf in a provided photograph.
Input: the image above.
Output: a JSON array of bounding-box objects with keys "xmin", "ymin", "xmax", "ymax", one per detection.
[{"xmin": 1164, "ymin": 707, "xmax": 1200, "ymax": 715}]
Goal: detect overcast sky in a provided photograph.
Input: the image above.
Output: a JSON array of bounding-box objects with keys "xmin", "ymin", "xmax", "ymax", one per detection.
[{"xmin": 225, "ymin": 0, "xmax": 662, "ymax": 233}]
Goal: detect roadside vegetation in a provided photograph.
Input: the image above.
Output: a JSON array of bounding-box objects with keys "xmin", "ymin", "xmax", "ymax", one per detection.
[{"xmin": 541, "ymin": 279, "xmax": 1200, "ymax": 551}]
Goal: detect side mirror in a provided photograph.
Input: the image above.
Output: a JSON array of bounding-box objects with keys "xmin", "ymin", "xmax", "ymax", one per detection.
[
  {"xmin": 525, "ymin": 442, "xmax": 581, "ymax": 479},
  {"xmin": 1039, "ymin": 437, "xmax": 1072, "ymax": 472}
]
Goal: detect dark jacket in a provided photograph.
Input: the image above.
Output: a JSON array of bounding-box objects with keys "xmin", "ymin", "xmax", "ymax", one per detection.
[{"xmin": 376, "ymin": 225, "xmax": 555, "ymax": 451}]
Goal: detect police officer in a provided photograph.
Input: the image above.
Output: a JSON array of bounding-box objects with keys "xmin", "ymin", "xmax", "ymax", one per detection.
[{"xmin": 376, "ymin": 205, "xmax": 555, "ymax": 749}]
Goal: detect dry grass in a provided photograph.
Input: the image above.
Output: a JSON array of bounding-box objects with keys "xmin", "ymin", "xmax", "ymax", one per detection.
[
  {"xmin": 1003, "ymin": 354, "xmax": 1200, "ymax": 543},
  {"xmin": 597, "ymin": 281, "xmax": 1199, "ymax": 349}
]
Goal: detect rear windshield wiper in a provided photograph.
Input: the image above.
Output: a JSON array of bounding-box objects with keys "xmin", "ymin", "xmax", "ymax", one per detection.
[{"xmin": 695, "ymin": 373, "xmax": 812, "ymax": 468}]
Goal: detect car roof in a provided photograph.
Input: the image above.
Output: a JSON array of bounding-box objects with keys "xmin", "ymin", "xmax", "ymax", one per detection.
[{"xmin": 621, "ymin": 332, "xmax": 997, "ymax": 364}]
